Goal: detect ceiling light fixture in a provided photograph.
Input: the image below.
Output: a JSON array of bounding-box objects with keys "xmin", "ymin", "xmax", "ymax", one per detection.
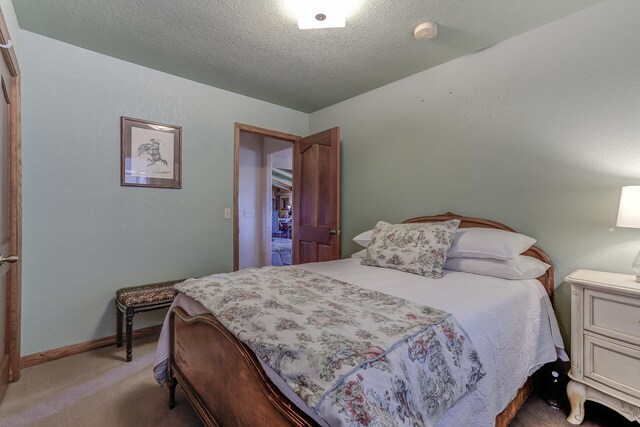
[{"xmin": 284, "ymin": 0, "xmax": 360, "ymax": 29}]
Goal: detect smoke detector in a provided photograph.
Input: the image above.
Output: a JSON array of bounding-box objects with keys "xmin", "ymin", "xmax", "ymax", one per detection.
[{"xmin": 413, "ymin": 22, "xmax": 438, "ymax": 40}]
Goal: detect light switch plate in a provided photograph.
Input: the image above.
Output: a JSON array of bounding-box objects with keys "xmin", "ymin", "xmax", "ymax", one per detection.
[{"xmin": 224, "ymin": 208, "xmax": 231, "ymax": 219}]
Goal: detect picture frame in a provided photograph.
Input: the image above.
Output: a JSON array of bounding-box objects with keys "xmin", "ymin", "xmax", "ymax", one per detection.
[{"xmin": 121, "ymin": 116, "xmax": 182, "ymax": 188}]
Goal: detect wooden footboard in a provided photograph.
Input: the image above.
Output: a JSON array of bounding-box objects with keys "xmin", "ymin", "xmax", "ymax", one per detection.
[
  {"xmin": 168, "ymin": 307, "xmax": 318, "ymax": 427},
  {"xmin": 496, "ymin": 377, "xmax": 534, "ymax": 426},
  {"xmin": 169, "ymin": 306, "xmax": 533, "ymax": 427}
]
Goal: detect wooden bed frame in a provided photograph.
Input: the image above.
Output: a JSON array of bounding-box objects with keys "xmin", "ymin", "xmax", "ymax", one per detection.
[{"xmin": 167, "ymin": 212, "xmax": 555, "ymax": 427}]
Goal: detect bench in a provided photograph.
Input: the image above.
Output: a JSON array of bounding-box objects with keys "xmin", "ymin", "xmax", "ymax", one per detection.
[{"xmin": 115, "ymin": 279, "xmax": 185, "ymax": 361}]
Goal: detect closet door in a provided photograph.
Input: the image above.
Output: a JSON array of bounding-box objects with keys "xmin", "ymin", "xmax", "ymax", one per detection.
[{"xmin": 292, "ymin": 127, "xmax": 340, "ymax": 264}]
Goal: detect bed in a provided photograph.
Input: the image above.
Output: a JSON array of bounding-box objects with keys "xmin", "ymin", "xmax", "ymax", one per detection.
[
  {"xmin": 153, "ymin": 213, "xmax": 566, "ymax": 426},
  {"xmin": 272, "ymin": 237, "xmax": 293, "ymax": 266}
]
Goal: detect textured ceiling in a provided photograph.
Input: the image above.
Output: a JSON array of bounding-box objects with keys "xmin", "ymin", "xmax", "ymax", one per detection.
[{"xmin": 14, "ymin": 0, "xmax": 603, "ymax": 112}]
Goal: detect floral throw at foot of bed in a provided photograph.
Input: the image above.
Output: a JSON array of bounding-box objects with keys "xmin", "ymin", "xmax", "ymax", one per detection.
[{"xmin": 175, "ymin": 267, "xmax": 485, "ymax": 426}]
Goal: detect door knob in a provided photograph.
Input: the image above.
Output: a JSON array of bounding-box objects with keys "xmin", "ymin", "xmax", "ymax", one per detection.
[
  {"xmin": 0, "ymin": 254, "xmax": 18, "ymax": 266},
  {"xmin": 329, "ymin": 229, "xmax": 340, "ymax": 236}
]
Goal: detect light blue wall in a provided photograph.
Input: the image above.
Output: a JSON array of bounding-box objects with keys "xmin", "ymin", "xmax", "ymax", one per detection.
[
  {"xmin": 310, "ymin": 0, "xmax": 640, "ymax": 345},
  {"xmin": 20, "ymin": 31, "xmax": 308, "ymax": 355}
]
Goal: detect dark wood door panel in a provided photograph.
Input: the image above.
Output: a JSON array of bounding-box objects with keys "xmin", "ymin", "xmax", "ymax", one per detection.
[
  {"xmin": 297, "ymin": 225, "xmax": 331, "ymax": 245},
  {"xmin": 317, "ymin": 145, "xmax": 331, "ymax": 227},
  {"xmin": 299, "ymin": 145, "xmax": 318, "ymax": 227},
  {"xmin": 317, "ymin": 244, "xmax": 334, "ymax": 263},
  {"xmin": 298, "ymin": 241, "xmax": 317, "ymax": 264},
  {"xmin": 293, "ymin": 127, "xmax": 340, "ymax": 265},
  {"xmin": 299, "ymin": 130, "xmax": 334, "ymax": 151}
]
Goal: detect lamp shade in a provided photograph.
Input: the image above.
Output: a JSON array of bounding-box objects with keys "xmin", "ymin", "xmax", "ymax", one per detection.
[{"xmin": 616, "ymin": 186, "xmax": 640, "ymax": 228}]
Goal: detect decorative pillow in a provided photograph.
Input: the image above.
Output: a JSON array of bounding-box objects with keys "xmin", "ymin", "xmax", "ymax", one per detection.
[
  {"xmin": 361, "ymin": 220, "xmax": 461, "ymax": 278},
  {"xmin": 444, "ymin": 255, "xmax": 550, "ymax": 280},
  {"xmin": 353, "ymin": 229, "xmax": 374, "ymax": 248},
  {"xmin": 447, "ymin": 227, "xmax": 536, "ymax": 260}
]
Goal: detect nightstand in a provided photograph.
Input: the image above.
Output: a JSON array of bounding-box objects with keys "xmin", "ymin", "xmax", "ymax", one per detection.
[{"xmin": 565, "ymin": 269, "xmax": 640, "ymax": 424}]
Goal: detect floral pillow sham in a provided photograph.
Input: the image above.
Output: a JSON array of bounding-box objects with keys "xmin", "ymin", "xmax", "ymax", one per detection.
[{"xmin": 361, "ymin": 219, "xmax": 461, "ymax": 278}]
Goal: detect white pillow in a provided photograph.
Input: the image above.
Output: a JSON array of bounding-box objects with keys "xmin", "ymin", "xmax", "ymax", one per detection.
[
  {"xmin": 353, "ymin": 229, "xmax": 373, "ymax": 247},
  {"xmin": 355, "ymin": 226, "xmax": 536, "ymax": 260},
  {"xmin": 351, "ymin": 249, "xmax": 367, "ymax": 258},
  {"xmin": 444, "ymin": 255, "xmax": 550, "ymax": 280},
  {"xmin": 447, "ymin": 227, "xmax": 536, "ymax": 260}
]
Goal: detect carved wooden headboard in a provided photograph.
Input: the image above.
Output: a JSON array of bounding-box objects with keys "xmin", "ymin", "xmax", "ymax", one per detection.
[{"xmin": 402, "ymin": 212, "xmax": 554, "ymax": 298}]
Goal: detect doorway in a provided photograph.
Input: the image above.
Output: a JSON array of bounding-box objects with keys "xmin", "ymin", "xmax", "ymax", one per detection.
[
  {"xmin": 270, "ymin": 147, "xmax": 293, "ymax": 266},
  {"xmin": 233, "ymin": 124, "xmax": 299, "ymax": 271},
  {"xmin": 234, "ymin": 123, "xmax": 341, "ymax": 271}
]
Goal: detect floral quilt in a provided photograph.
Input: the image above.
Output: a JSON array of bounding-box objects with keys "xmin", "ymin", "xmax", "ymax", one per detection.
[{"xmin": 176, "ymin": 267, "xmax": 484, "ymax": 426}]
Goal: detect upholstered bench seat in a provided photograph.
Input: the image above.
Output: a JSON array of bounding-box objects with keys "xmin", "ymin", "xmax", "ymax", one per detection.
[
  {"xmin": 115, "ymin": 279, "xmax": 185, "ymax": 362},
  {"xmin": 116, "ymin": 284, "xmax": 177, "ymax": 307}
]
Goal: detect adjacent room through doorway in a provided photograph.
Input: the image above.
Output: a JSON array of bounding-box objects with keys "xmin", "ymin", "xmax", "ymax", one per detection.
[
  {"xmin": 235, "ymin": 125, "xmax": 297, "ymax": 270},
  {"xmin": 270, "ymin": 147, "xmax": 293, "ymax": 266}
]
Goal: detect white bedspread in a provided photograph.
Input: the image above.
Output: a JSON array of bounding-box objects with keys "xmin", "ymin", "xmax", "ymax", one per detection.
[{"xmin": 154, "ymin": 258, "xmax": 567, "ymax": 427}]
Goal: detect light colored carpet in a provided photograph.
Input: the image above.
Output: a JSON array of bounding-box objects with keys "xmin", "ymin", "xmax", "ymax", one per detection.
[
  {"xmin": 0, "ymin": 336, "xmax": 202, "ymax": 427},
  {"xmin": 511, "ymin": 391, "xmax": 636, "ymax": 427},
  {"xmin": 0, "ymin": 335, "xmax": 633, "ymax": 427}
]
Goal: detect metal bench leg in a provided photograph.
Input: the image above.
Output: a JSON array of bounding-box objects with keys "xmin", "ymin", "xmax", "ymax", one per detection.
[
  {"xmin": 125, "ymin": 308, "xmax": 134, "ymax": 362},
  {"xmin": 116, "ymin": 305, "xmax": 123, "ymax": 348}
]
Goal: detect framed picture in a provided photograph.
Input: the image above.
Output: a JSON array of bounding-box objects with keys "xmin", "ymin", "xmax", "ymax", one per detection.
[{"xmin": 121, "ymin": 116, "xmax": 182, "ymax": 188}]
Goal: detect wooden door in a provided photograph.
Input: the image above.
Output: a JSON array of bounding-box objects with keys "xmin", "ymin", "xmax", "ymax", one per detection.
[
  {"xmin": 292, "ymin": 128, "xmax": 340, "ymax": 264},
  {"xmin": 0, "ymin": 53, "xmax": 14, "ymax": 400}
]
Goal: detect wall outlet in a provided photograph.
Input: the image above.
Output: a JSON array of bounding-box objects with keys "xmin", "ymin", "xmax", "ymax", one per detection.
[
  {"xmin": 244, "ymin": 209, "xmax": 255, "ymax": 217},
  {"xmin": 224, "ymin": 208, "xmax": 231, "ymax": 219}
]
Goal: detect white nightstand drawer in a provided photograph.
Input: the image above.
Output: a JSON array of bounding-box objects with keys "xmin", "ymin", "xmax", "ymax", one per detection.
[
  {"xmin": 584, "ymin": 334, "xmax": 640, "ymax": 397},
  {"xmin": 566, "ymin": 270, "xmax": 640, "ymax": 424},
  {"xmin": 584, "ymin": 288, "xmax": 640, "ymax": 345}
]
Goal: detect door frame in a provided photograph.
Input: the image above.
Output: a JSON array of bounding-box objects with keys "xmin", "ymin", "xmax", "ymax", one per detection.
[
  {"xmin": 0, "ymin": 7, "xmax": 21, "ymax": 383},
  {"xmin": 233, "ymin": 123, "xmax": 299, "ymax": 271}
]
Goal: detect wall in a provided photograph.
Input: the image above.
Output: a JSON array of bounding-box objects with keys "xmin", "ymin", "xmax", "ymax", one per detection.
[
  {"xmin": 309, "ymin": 0, "xmax": 640, "ymax": 345},
  {"xmin": 267, "ymin": 137, "xmax": 293, "ymax": 170},
  {"xmin": 20, "ymin": 30, "xmax": 308, "ymax": 355},
  {"xmin": 238, "ymin": 132, "xmax": 264, "ymax": 269}
]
